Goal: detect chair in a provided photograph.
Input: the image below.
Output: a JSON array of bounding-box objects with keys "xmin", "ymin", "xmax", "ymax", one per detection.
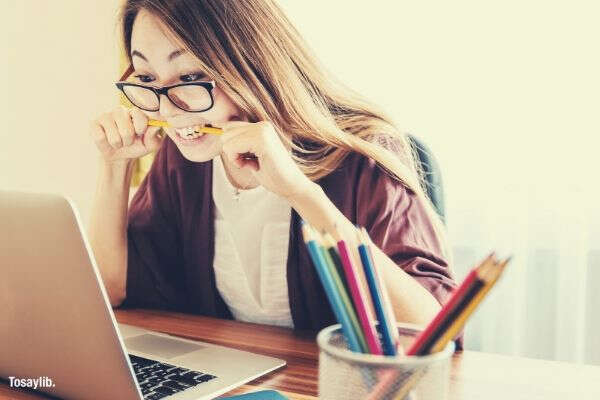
[{"xmin": 407, "ymin": 135, "xmax": 446, "ymax": 223}]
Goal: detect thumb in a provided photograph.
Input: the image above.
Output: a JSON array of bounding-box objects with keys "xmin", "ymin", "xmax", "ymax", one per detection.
[{"xmin": 143, "ymin": 126, "xmax": 164, "ymax": 151}]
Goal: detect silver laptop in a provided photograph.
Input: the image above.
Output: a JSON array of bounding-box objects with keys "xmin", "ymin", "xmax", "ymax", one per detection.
[{"xmin": 0, "ymin": 190, "xmax": 286, "ymax": 400}]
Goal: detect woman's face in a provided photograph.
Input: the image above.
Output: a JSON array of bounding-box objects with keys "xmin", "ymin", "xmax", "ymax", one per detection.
[{"xmin": 129, "ymin": 9, "xmax": 245, "ymax": 162}]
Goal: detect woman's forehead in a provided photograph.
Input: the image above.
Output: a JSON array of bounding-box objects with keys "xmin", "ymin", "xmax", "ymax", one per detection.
[{"xmin": 130, "ymin": 9, "xmax": 194, "ymax": 66}]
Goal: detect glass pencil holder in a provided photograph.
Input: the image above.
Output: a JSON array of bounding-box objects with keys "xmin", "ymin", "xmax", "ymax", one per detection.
[{"xmin": 317, "ymin": 323, "xmax": 455, "ymax": 400}]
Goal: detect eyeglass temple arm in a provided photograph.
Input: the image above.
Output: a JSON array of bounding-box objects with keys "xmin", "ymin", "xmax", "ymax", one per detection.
[{"xmin": 119, "ymin": 64, "xmax": 134, "ymax": 81}]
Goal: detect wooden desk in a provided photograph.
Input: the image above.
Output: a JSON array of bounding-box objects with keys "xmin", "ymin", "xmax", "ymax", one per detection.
[{"xmin": 2, "ymin": 309, "xmax": 600, "ymax": 399}]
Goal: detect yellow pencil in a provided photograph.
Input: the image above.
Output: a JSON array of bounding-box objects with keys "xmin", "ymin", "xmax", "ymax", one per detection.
[
  {"xmin": 391, "ymin": 368, "xmax": 427, "ymax": 400},
  {"xmin": 430, "ymin": 257, "xmax": 510, "ymax": 353},
  {"xmin": 147, "ymin": 119, "xmax": 223, "ymax": 135}
]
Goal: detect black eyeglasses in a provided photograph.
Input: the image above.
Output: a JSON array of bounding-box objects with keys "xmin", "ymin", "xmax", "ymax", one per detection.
[{"xmin": 115, "ymin": 81, "xmax": 216, "ymax": 112}]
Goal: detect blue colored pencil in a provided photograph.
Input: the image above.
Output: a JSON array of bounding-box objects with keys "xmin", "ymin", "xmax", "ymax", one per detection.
[
  {"xmin": 360, "ymin": 227, "xmax": 401, "ymax": 352},
  {"xmin": 356, "ymin": 227, "xmax": 397, "ymax": 356}
]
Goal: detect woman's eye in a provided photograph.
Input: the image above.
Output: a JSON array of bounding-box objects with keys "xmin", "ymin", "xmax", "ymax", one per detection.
[
  {"xmin": 180, "ymin": 73, "xmax": 204, "ymax": 82},
  {"xmin": 134, "ymin": 74, "xmax": 154, "ymax": 83}
]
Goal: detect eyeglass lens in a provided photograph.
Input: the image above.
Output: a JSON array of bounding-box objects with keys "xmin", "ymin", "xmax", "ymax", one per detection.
[{"xmin": 123, "ymin": 85, "xmax": 212, "ymax": 112}]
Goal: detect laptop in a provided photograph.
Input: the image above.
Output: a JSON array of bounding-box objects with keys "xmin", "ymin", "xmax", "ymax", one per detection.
[{"xmin": 0, "ymin": 190, "xmax": 286, "ymax": 400}]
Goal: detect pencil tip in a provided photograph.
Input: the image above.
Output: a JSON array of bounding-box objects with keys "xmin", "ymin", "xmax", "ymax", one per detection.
[{"xmin": 500, "ymin": 255, "xmax": 512, "ymax": 267}]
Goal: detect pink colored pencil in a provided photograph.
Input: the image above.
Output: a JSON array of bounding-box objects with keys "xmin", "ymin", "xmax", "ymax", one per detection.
[{"xmin": 337, "ymin": 237, "xmax": 384, "ymax": 355}]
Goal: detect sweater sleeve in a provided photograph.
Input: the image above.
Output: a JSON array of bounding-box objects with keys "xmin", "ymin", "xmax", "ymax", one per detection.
[
  {"xmin": 119, "ymin": 144, "xmax": 185, "ymax": 311},
  {"xmin": 354, "ymin": 154, "xmax": 463, "ymax": 349}
]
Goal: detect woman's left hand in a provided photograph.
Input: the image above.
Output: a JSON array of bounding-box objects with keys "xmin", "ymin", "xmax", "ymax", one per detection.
[{"xmin": 219, "ymin": 120, "xmax": 314, "ymax": 199}]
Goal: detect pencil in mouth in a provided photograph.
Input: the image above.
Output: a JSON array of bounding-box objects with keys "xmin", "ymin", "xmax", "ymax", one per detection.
[
  {"xmin": 196, "ymin": 124, "xmax": 222, "ymax": 135},
  {"xmin": 148, "ymin": 119, "xmax": 223, "ymax": 135}
]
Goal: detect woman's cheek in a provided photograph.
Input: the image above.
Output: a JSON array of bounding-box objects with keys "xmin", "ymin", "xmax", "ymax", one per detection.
[{"xmin": 210, "ymin": 88, "xmax": 244, "ymax": 124}]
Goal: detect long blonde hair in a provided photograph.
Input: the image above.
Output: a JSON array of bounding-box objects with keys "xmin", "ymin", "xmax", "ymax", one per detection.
[{"xmin": 120, "ymin": 0, "xmax": 449, "ymax": 257}]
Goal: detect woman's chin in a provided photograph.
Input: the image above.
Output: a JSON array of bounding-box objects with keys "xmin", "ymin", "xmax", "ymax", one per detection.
[{"xmin": 170, "ymin": 134, "xmax": 220, "ymax": 163}]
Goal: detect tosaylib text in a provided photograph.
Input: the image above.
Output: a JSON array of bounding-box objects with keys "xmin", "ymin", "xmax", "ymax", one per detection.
[{"xmin": 8, "ymin": 376, "xmax": 55, "ymax": 389}]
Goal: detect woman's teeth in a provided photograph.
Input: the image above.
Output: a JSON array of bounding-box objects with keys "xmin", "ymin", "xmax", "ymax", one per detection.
[{"xmin": 175, "ymin": 126, "xmax": 204, "ymax": 140}]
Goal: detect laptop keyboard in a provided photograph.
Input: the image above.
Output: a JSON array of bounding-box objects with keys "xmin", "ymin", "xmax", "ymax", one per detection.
[{"xmin": 128, "ymin": 354, "xmax": 217, "ymax": 400}]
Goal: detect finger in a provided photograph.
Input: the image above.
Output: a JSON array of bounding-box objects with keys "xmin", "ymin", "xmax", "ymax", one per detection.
[
  {"xmin": 130, "ymin": 107, "xmax": 149, "ymax": 136},
  {"xmin": 218, "ymin": 121, "xmax": 254, "ymax": 143},
  {"xmin": 114, "ymin": 107, "xmax": 135, "ymax": 146},
  {"xmin": 237, "ymin": 156, "xmax": 260, "ymax": 171},
  {"xmin": 219, "ymin": 121, "xmax": 277, "ymax": 148},
  {"xmin": 226, "ymin": 151, "xmax": 259, "ymax": 171},
  {"xmin": 98, "ymin": 114, "xmax": 123, "ymax": 149},
  {"xmin": 228, "ymin": 132, "xmax": 263, "ymax": 155},
  {"xmin": 89, "ymin": 120, "xmax": 113, "ymax": 155},
  {"xmin": 143, "ymin": 126, "xmax": 163, "ymax": 151},
  {"xmin": 221, "ymin": 140, "xmax": 260, "ymax": 169},
  {"xmin": 219, "ymin": 120, "xmax": 251, "ymax": 130},
  {"xmin": 220, "ymin": 123, "xmax": 261, "ymax": 148}
]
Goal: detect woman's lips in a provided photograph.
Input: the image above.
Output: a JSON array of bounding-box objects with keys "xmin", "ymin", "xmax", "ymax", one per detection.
[
  {"xmin": 169, "ymin": 126, "xmax": 210, "ymax": 146},
  {"xmin": 175, "ymin": 126, "xmax": 203, "ymax": 139},
  {"xmin": 172, "ymin": 132, "xmax": 209, "ymax": 146}
]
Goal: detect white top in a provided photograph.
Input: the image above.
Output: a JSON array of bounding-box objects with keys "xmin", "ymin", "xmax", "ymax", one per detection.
[{"xmin": 211, "ymin": 155, "xmax": 294, "ymax": 328}]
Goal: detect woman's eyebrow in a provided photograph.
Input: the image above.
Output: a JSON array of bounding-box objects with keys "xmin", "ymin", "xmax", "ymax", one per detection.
[{"xmin": 131, "ymin": 48, "xmax": 186, "ymax": 62}]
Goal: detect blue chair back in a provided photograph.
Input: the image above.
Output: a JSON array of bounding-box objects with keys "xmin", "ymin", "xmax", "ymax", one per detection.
[{"xmin": 407, "ymin": 135, "xmax": 446, "ymax": 223}]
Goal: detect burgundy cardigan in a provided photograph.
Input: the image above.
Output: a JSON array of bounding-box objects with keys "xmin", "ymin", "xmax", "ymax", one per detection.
[{"xmin": 120, "ymin": 137, "xmax": 462, "ymax": 349}]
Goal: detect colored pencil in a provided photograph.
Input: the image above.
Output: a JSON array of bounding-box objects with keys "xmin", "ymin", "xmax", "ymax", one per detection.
[
  {"xmin": 345, "ymin": 228, "xmax": 378, "ymax": 326},
  {"xmin": 301, "ymin": 223, "xmax": 362, "ymax": 352},
  {"xmin": 406, "ymin": 253, "xmax": 496, "ymax": 356},
  {"xmin": 368, "ymin": 255, "xmax": 509, "ymax": 400},
  {"xmin": 334, "ymin": 233, "xmax": 384, "ymax": 355},
  {"xmin": 323, "ymin": 233, "xmax": 351, "ymax": 305},
  {"xmin": 391, "ymin": 368, "xmax": 427, "ymax": 400},
  {"xmin": 357, "ymin": 228, "xmax": 397, "ymax": 356},
  {"xmin": 430, "ymin": 257, "xmax": 509, "ymax": 353},
  {"xmin": 415, "ymin": 257, "xmax": 496, "ymax": 355},
  {"xmin": 360, "ymin": 227, "xmax": 402, "ymax": 353},
  {"xmin": 317, "ymin": 231, "xmax": 368, "ymax": 353}
]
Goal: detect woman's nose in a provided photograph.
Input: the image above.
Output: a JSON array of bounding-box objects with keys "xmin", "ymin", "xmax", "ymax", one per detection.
[{"xmin": 158, "ymin": 94, "xmax": 182, "ymax": 119}]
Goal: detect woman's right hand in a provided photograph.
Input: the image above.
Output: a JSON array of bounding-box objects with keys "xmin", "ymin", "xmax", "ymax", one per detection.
[{"xmin": 90, "ymin": 106, "xmax": 163, "ymax": 164}]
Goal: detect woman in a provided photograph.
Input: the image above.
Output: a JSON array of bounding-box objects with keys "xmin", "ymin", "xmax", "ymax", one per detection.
[{"xmin": 89, "ymin": 0, "xmax": 458, "ymax": 342}]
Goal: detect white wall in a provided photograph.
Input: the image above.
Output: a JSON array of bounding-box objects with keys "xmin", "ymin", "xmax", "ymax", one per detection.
[
  {"xmin": 278, "ymin": 0, "xmax": 600, "ymax": 201},
  {"xmin": 1, "ymin": 0, "xmax": 121, "ymax": 224},
  {"xmin": 277, "ymin": 0, "xmax": 600, "ymax": 363}
]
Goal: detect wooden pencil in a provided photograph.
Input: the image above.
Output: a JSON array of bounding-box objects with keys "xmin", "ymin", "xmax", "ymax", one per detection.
[
  {"xmin": 357, "ymin": 227, "xmax": 397, "ymax": 356},
  {"xmin": 323, "ymin": 233, "xmax": 351, "ymax": 307},
  {"xmin": 329, "ymin": 231, "xmax": 384, "ymax": 355},
  {"xmin": 406, "ymin": 253, "xmax": 496, "ymax": 355},
  {"xmin": 360, "ymin": 227, "xmax": 402, "ymax": 353},
  {"xmin": 430, "ymin": 257, "xmax": 509, "ymax": 353},
  {"xmin": 367, "ymin": 254, "xmax": 508, "ymax": 400},
  {"xmin": 316, "ymin": 230, "xmax": 368, "ymax": 353},
  {"xmin": 301, "ymin": 223, "xmax": 362, "ymax": 352}
]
